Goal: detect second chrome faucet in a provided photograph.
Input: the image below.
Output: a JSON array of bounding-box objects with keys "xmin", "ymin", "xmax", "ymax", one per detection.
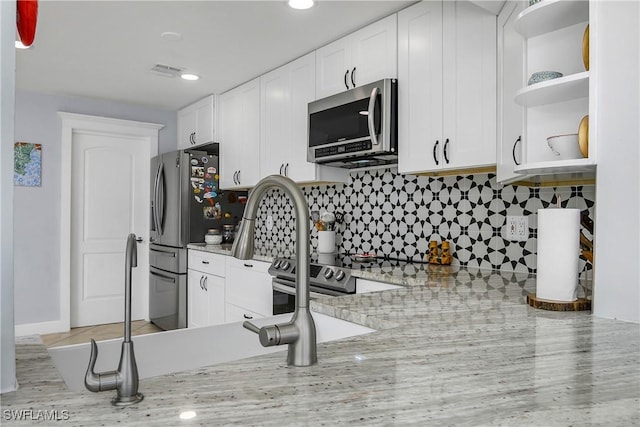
[{"xmin": 232, "ymin": 175, "xmax": 317, "ymax": 367}]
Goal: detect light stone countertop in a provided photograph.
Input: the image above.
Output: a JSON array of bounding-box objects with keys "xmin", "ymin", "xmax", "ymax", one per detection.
[{"xmin": 2, "ymin": 248, "xmax": 639, "ymax": 426}]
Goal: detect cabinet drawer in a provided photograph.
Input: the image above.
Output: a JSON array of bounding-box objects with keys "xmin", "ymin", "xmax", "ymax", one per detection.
[
  {"xmin": 188, "ymin": 250, "xmax": 226, "ymax": 277},
  {"xmin": 225, "ymin": 258, "xmax": 272, "ymax": 317},
  {"xmin": 225, "ymin": 303, "xmax": 265, "ymax": 324}
]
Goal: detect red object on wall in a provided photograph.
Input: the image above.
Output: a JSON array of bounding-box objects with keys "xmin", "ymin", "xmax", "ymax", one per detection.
[{"xmin": 17, "ymin": 0, "xmax": 38, "ymax": 47}]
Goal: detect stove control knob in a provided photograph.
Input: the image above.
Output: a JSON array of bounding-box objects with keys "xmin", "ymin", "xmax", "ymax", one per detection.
[
  {"xmin": 281, "ymin": 260, "xmax": 290, "ymax": 270},
  {"xmin": 323, "ymin": 269, "xmax": 334, "ymax": 280},
  {"xmin": 273, "ymin": 260, "xmax": 281, "ymax": 269},
  {"xmin": 335, "ymin": 270, "xmax": 346, "ymax": 281}
]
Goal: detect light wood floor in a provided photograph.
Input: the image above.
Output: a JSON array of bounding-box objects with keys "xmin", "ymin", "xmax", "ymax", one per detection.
[{"xmin": 41, "ymin": 320, "xmax": 163, "ymax": 348}]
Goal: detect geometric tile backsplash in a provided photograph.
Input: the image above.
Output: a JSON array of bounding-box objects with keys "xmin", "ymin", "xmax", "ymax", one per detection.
[{"xmin": 253, "ymin": 168, "xmax": 595, "ymax": 276}]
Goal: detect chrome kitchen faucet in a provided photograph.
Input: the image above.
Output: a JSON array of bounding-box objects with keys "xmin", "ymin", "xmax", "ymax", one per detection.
[
  {"xmin": 85, "ymin": 233, "xmax": 144, "ymax": 405},
  {"xmin": 232, "ymin": 175, "xmax": 317, "ymax": 367}
]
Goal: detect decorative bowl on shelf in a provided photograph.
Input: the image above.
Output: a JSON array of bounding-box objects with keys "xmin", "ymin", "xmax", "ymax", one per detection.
[
  {"xmin": 578, "ymin": 115, "xmax": 589, "ymax": 158},
  {"xmin": 547, "ymin": 133, "xmax": 583, "ymax": 160},
  {"xmin": 582, "ymin": 24, "xmax": 590, "ymax": 71},
  {"xmin": 528, "ymin": 71, "xmax": 563, "ymax": 85}
]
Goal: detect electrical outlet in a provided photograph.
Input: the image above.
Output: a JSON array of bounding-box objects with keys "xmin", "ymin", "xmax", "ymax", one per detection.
[
  {"xmin": 266, "ymin": 215, "xmax": 274, "ymax": 231},
  {"xmin": 506, "ymin": 215, "xmax": 528, "ymax": 241}
]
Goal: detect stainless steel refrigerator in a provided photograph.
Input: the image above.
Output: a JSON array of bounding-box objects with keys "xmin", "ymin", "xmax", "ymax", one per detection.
[{"xmin": 149, "ymin": 143, "xmax": 246, "ymax": 330}]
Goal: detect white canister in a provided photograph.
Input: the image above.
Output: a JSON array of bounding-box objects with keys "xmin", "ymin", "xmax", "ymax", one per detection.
[
  {"xmin": 536, "ymin": 208, "xmax": 580, "ymax": 302},
  {"xmin": 317, "ymin": 231, "xmax": 336, "ymax": 254}
]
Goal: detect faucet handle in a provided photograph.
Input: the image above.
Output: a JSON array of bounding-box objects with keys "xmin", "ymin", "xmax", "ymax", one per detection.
[
  {"xmin": 243, "ymin": 321, "xmax": 283, "ymax": 347},
  {"xmin": 242, "ymin": 321, "xmax": 260, "ymax": 334},
  {"xmin": 85, "ymin": 339, "xmax": 118, "ymax": 392}
]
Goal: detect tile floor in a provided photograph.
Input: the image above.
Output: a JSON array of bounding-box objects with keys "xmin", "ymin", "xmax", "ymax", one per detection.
[{"xmin": 41, "ymin": 320, "xmax": 163, "ymax": 348}]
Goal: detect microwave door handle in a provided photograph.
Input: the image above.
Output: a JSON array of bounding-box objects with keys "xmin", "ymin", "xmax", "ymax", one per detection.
[{"xmin": 367, "ymin": 86, "xmax": 380, "ymax": 145}]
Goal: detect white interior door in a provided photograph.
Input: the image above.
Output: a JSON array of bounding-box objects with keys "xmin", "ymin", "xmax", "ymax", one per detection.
[{"xmin": 70, "ymin": 131, "xmax": 149, "ymax": 327}]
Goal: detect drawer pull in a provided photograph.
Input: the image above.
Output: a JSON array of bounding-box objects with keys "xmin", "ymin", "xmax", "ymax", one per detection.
[
  {"xmin": 202, "ymin": 260, "xmax": 210, "ymax": 264},
  {"xmin": 243, "ymin": 314, "xmax": 253, "ymax": 320},
  {"xmin": 243, "ymin": 263, "xmax": 253, "ymax": 268}
]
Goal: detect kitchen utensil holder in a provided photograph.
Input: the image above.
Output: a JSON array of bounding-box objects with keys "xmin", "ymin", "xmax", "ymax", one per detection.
[{"xmin": 317, "ymin": 231, "xmax": 336, "ymax": 254}]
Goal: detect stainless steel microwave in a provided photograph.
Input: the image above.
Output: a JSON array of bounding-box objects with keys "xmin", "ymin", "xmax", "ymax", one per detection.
[{"xmin": 307, "ymin": 78, "xmax": 397, "ymax": 169}]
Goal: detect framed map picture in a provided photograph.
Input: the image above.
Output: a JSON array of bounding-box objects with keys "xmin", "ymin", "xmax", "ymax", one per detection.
[{"xmin": 14, "ymin": 142, "xmax": 42, "ymax": 187}]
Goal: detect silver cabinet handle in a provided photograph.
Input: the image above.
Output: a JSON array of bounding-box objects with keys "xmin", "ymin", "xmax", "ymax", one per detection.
[
  {"xmin": 199, "ymin": 276, "xmax": 204, "ymax": 290},
  {"xmin": 237, "ymin": 170, "xmax": 241, "ymax": 185},
  {"xmin": 203, "ymin": 276, "xmax": 208, "ymax": 291},
  {"xmin": 433, "ymin": 140, "xmax": 440, "ymax": 166},
  {"xmin": 367, "ymin": 86, "xmax": 380, "ymax": 145}
]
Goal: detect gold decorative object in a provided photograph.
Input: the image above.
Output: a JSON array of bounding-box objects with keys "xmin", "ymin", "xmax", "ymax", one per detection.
[
  {"xmin": 582, "ymin": 24, "xmax": 589, "ymax": 71},
  {"xmin": 427, "ymin": 240, "xmax": 452, "ymax": 265},
  {"xmin": 578, "ymin": 115, "xmax": 589, "ymax": 158}
]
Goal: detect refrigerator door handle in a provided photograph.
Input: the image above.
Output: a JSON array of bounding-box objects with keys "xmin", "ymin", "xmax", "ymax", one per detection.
[
  {"xmin": 150, "ymin": 247, "xmax": 177, "ymax": 257},
  {"xmin": 152, "ymin": 161, "xmax": 161, "ymax": 233},
  {"xmin": 150, "ymin": 270, "xmax": 176, "ymax": 283},
  {"xmin": 156, "ymin": 161, "xmax": 166, "ymax": 235}
]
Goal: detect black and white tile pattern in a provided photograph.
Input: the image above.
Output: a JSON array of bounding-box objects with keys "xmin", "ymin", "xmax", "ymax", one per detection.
[{"xmin": 254, "ymin": 168, "xmax": 595, "ymax": 275}]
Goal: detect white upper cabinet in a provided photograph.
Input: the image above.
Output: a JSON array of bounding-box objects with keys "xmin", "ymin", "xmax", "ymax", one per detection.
[
  {"xmin": 509, "ymin": 0, "xmax": 593, "ymax": 182},
  {"xmin": 398, "ymin": 1, "xmax": 497, "ymax": 175},
  {"xmin": 316, "ymin": 14, "xmax": 397, "ymax": 99},
  {"xmin": 177, "ymin": 95, "xmax": 216, "ymax": 150},
  {"xmin": 497, "ymin": 0, "xmax": 526, "ymax": 184},
  {"xmin": 261, "ymin": 53, "xmax": 349, "ymax": 184},
  {"xmin": 218, "ymin": 78, "xmax": 261, "ymax": 189}
]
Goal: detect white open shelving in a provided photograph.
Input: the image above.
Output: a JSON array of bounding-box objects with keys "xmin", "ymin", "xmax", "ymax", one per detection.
[
  {"xmin": 515, "ymin": 71, "xmax": 589, "ymax": 107},
  {"xmin": 514, "ymin": 0, "xmax": 589, "ymax": 39},
  {"xmin": 510, "ymin": 0, "xmax": 593, "ymax": 183}
]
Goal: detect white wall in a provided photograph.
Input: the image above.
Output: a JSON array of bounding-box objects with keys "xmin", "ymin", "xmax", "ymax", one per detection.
[
  {"xmin": 13, "ymin": 90, "xmax": 177, "ymax": 332},
  {"xmin": 593, "ymin": 0, "xmax": 640, "ymax": 322},
  {"xmin": 1, "ymin": 0, "xmax": 17, "ymax": 392}
]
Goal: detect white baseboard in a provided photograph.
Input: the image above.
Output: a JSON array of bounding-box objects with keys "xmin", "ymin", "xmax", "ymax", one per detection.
[{"xmin": 15, "ymin": 319, "xmax": 69, "ymax": 337}]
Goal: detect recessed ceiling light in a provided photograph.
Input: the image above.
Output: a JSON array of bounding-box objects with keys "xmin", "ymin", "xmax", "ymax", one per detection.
[
  {"xmin": 288, "ymin": 0, "xmax": 314, "ymax": 10},
  {"xmin": 181, "ymin": 73, "xmax": 199, "ymax": 81},
  {"xmin": 161, "ymin": 31, "xmax": 182, "ymax": 42},
  {"xmin": 15, "ymin": 40, "xmax": 29, "ymax": 49}
]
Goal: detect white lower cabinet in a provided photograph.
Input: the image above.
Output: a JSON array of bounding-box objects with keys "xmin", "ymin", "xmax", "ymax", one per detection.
[
  {"xmin": 187, "ymin": 250, "xmax": 227, "ymax": 328},
  {"xmin": 224, "ymin": 302, "xmax": 264, "ymax": 324},
  {"xmin": 187, "ymin": 271, "xmax": 225, "ymax": 328},
  {"xmin": 225, "ymin": 258, "xmax": 273, "ymax": 320}
]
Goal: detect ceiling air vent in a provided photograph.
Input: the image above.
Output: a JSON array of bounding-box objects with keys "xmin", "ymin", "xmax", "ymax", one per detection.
[{"xmin": 150, "ymin": 64, "xmax": 184, "ymax": 78}]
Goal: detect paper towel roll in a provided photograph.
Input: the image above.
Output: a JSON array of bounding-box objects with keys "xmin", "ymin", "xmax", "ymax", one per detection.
[{"xmin": 536, "ymin": 208, "xmax": 580, "ymax": 302}]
